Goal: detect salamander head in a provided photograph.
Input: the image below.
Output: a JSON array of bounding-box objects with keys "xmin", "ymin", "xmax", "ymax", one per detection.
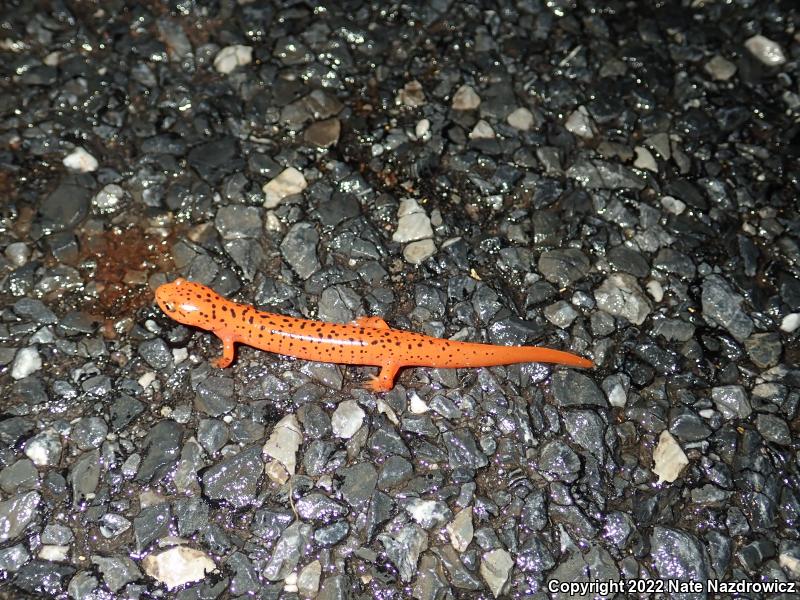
[{"xmin": 155, "ymin": 277, "xmax": 218, "ymax": 329}]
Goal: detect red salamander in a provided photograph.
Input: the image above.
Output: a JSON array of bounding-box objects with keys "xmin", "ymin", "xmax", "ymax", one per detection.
[{"xmin": 155, "ymin": 278, "xmax": 594, "ymax": 391}]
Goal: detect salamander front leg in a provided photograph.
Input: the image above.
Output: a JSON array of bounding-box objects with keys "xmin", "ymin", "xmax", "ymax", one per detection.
[
  {"xmin": 211, "ymin": 334, "xmax": 235, "ymax": 368},
  {"xmin": 366, "ymin": 362, "xmax": 400, "ymax": 393},
  {"xmin": 352, "ymin": 316, "xmax": 390, "ymax": 329}
]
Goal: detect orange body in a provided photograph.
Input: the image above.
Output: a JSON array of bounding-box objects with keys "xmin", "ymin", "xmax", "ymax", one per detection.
[{"xmin": 155, "ymin": 278, "xmax": 594, "ymax": 391}]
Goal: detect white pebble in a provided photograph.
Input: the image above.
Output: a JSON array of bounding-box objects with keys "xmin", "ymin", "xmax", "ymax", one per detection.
[
  {"xmin": 403, "ymin": 239, "xmax": 437, "ymax": 265},
  {"xmin": 93, "ymin": 184, "xmax": 126, "ymax": 213},
  {"xmin": 11, "ymin": 346, "xmax": 42, "ymax": 379},
  {"xmin": 779, "ymin": 552, "xmax": 800, "ymax": 579},
  {"xmin": 452, "ymin": 84, "xmax": 481, "ymax": 110},
  {"xmin": 297, "ymin": 560, "xmax": 322, "ymax": 598},
  {"xmin": 393, "ymin": 199, "xmax": 433, "ymax": 243},
  {"xmin": 646, "ymin": 279, "xmax": 664, "ymax": 303},
  {"xmin": 705, "ymin": 55, "xmax": 737, "ymax": 81},
  {"xmin": 39, "ymin": 546, "xmax": 70, "ymax": 562},
  {"xmin": 744, "ymin": 35, "xmax": 786, "ymax": 67},
  {"xmin": 331, "ymin": 400, "xmax": 365, "ymax": 439},
  {"xmin": 781, "ymin": 313, "xmax": 800, "ymax": 333},
  {"xmin": 408, "ymin": 392, "xmax": 429, "ymax": 414},
  {"xmin": 397, "ymin": 80, "xmax": 426, "ymax": 107},
  {"xmin": 213, "ymin": 45, "xmax": 252, "ymax": 74},
  {"xmin": 263, "ymin": 414, "xmax": 303, "ymax": 475},
  {"xmin": 414, "ymin": 118, "xmax": 430, "ymax": 140},
  {"xmin": 652, "ymin": 430, "xmax": 688, "ymax": 484},
  {"xmin": 507, "ymin": 107, "xmax": 534, "ymax": 131},
  {"xmin": 138, "ymin": 372, "xmax": 156, "ymax": 389},
  {"xmin": 565, "ymin": 106, "xmax": 595, "ymax": 139},
  {"xmin": 63, "ymin": 147, "xmax": 98, "ymax": 172},
  {"xmin": 283, "ymin": 571, "xmax": 298, "ymax": 593},
  {"xmin": 263, "ymin": 167, "xmax": 307, "ymax": 208},
  {"xmin": 660, "ymin": 195, "xmax": 685, "ymax": 215},
  {"xmin": 447, "ymin": 507, "xmax": 473, "ymax": 552},
  {"xmin": 634, "ymin": 146, "xmax": 658, "ymax": 172},
  {"xmin": 24, "ymin": 429, "xmax": 62, "ymax": 466},
  {"xmin": 4, "ymin": 242, "xmax": 31, "ymax": 267},
  {"xmin": 142, "ymin": 546, "xmax": 217, "ymax": 590},
  {"xmin": 469, "ymin": 120, "xmax": 495, "ymax": 140},
  {"xmin": 480, "ymin": 548, "xmax": 513, "ymax": 598}
]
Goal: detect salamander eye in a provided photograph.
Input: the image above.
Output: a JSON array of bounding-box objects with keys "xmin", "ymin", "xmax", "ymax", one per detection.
[{"xmin": 164, "ymin": 302, "xmax": 175, "ymax": 311}]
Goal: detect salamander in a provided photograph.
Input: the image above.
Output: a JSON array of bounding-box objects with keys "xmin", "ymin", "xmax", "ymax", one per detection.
[{"xmin": 155, "ymin": 278, "xmax": 594, "ymax": 392}]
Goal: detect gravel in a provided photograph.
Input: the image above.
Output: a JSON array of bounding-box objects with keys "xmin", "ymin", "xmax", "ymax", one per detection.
[{"xmin": 1, "ymin": 1, "xmax": 798, "ymax": 597}]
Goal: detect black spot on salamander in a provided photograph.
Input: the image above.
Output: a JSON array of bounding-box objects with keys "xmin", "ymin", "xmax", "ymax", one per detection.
[
  {"xmin": 248, "ymin": 316, "xmax": 254, "ymax": 324},
  {"xmin": 220, "ymin": 305, "xmax": 227, "ymax": 312}
]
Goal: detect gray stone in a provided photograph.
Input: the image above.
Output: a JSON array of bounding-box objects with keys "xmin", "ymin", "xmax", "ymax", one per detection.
[
  {"xmin": 756, "ymin": 413, "xmax": 791, "ymax": 446},
  {"xmin": 263, "ymin": 521, "xmax": 313, "ymax": 581},
  {"xmin": 39, "ymin": 181, "xmax": 90, "ymax": 232},
  {"xmin": 538, "ymin": 249, "xmax": 590, "ymax": 287},
  {"xmin": 608, "ymin": 246, "xmax": 650, "ymax": 278},
  {"xmin": 544, "ymin": 300, "xmax": 578, "ymax": 328},
  {"xmin": 295, "ymin": 493, "xmax": 348, "ymax": 523},
  {"xmin": 15, "ymin": 560, "xmax": 75, "ymax": 597},
  {"xmin": 744, "ymin": 333, "xmax": 782, "ymax": 369},
  {"xmin": 566, "ymin": 159, "xmax": 645, "ymax": 190},
  {"xmin": 69, "ymin": 450, "xmax": 100, "ymax": 507},
  {"xmin": 195, "ymin": 376, "xmax": 235, "ymax": 417},
  {"xmin": 91, "ymin": 555, "xmax": 142, "ymax": 592},
  {"xmin": 137, "ymin": 421, "xmax": 183, "ymax": 482},
  {"xmin": 201, "ymin": 445, "xmax": 263, "ymax": 508},
  {"xmin": 138, "ymin": 338, "xmax": 172, "ymax": 370},
  {"xmin": 538, "ymin": 440, "xmax": 581, "ymax": 483},
  {"xmin": 711, "ymin": 385, "xmax": 751, "ymax": 420},
  {"xmin": 403, "ymin": 498, "xmax": 452, "ymax": 529},
  {"xmin": 594, "ymin": 273, "xmax": 652, "ymax": 325},
  {"xmin": 215, "ymin": 205, "xmax": 263, "ymax": 239},
  {"xmin": 650, "ymin": 527, "xmax": 710, "ymax": 600},
  {"xmin": 0, "ymin": 491, "xmax": 40, "ymax": 543},
  {"xmin": 702, "ymin": 275, "xmax": 753, "ymax": 342},
  {"xmin": 71, "ymin": 416, "xmax": 108, "ymax": 451},
  {"xmin": 442, "ymin": 429, "xmax": 487, "ymax": 470},
  {"xmin": 0, "ymin": 458, "xmax": 38, "ymax": 494},
  {"xmin": 0, "ymin": 544, "xmax": 30, "ymax": 572},
  {"xmin": 552, "ymin": 370, "xmax": 607, "ymax": 407},
  {"xmin": 133, "ymin": 503, "xmax": 171, "ymax": 552},
  {"xmin": 378, "ymin": 455, "xmax": 414, "ymax": 490},
  {"xmin": 281, "ymin": 222, "xmax": 321, "ymax": 280},
  {"xmin": 563, "ymin": 410, "xmax": 606, "ymax": 459},
  {"xmin": 378, "ymin": 523, "xmax": 428, "ymax": 582}
]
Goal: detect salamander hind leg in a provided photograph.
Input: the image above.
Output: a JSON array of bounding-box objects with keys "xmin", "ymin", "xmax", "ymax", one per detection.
[
  {"xmin": 353, "ymin": 316, "xmax": 390, "ymax": 329},
  {"xmin": 365, "ymin": 363, "xmax": 400, "ymax": 392},
  {"xmin": 211, "ymin": 334, "xmax": 235, "ymax": 368}
]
